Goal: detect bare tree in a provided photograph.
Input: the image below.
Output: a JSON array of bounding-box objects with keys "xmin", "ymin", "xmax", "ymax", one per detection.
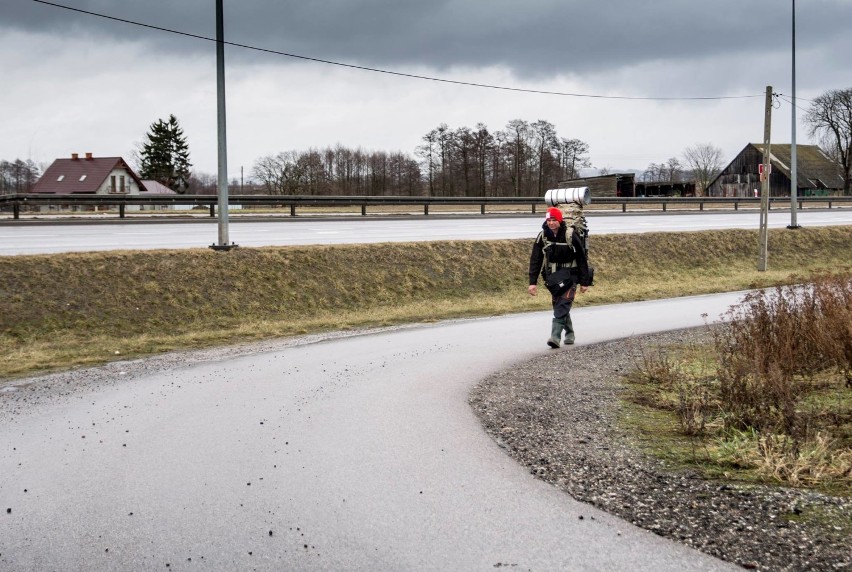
[
  {"xmin": 490, "ymin": 130, "xmax": 509, "ymax": 196},
  {"xmin": 531, "ymin": 120, "xmax": 559, "ymax": 195},
  {"xmin": 471, "ymin": 123, "xmax": 493, "ymax": 196},
  {"xmin": 128, "ymin": 140, "xmax": 144, "ymax": 172},
  {"xmin": 559, "ymin": 138, "xmax": 591, "ymax": 180},
  {"xmin": 0, "ymin": 159, "xmax": 41, "ymax": 193},
  {"xmin": 666, "ymin": 157, "xmax": 683, "ymax": 182},
  {"xmin": 387, "ymin": 151, "xmax": 421, "ymax": 196},
  {"xmin": 505, "ymin": 119, "xmax": 534, "ymax": 195},
  {"xmin": 252, "ymin": 154, "xmax": 284, "ymax": 194},
  {"xmin": 435, "ymin": 123, "xmax": 453, "ymax": 196},
  {"xmin": 301, "ymin": 148, "xmax": 329, "ymax": 195},
  {"xmin": 415, "ymin": 129, "xmax": 438, "ymax": 196},
  {"xmin": 805, "ymin": 87, "xmax": 852, "ymax": 194},
  {"xmin": 251, "ymin": 151, "xmax": 306, "ymax": 195},
  {"xmin": 682, "ymin": 143, "xmax": 724, "ymax": 196},
  {"xmin": 187, "ymin": 171, "xmax": 217, "ymax": 195},
  {"xmin": 453, "ymin": 126, "xmax": 475, "ymax": 196}
]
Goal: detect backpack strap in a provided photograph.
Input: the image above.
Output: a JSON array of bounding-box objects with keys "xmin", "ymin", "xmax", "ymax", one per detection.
[{"xmin": 540, "ymin": 231, "xmax": 576, "ymax": 274}]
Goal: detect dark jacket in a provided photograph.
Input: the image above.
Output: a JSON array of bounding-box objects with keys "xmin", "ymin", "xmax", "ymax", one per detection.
[{"xmin": 528, "ymin": 221, "xmax": 591, "ymax": 287}]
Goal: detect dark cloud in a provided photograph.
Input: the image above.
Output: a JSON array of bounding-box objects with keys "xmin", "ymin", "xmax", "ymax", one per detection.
[{"xmin": 7, "ymin": 0, "xmax": 852, "ymax": 81}]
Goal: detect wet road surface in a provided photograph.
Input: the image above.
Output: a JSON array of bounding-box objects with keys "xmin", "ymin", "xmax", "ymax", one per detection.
[
  {"xmin": 2, "ymin": 209, "xmax": 850, "ymax": 255},
  {"xmin": 0, "ymin": 294, "xmax": 746, "ymax": 570}
]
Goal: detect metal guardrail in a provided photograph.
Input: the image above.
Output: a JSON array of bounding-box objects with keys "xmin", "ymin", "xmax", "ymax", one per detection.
[{"xmin": 0, "ymin": 193, "xmax": 850, "ymax": 220}]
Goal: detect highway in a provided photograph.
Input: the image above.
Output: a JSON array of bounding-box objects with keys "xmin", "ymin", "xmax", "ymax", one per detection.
[{"xmin": 1, "ymin": 209, "xmax": 851, "ymax": 255}]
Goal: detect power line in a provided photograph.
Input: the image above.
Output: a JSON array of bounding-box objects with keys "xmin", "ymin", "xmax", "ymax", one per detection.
[
  {"xmin": 777, "ymin": 93, "xmax": 815, "ymax": 104},
  {"xmin": 777, "ymin": 94, "xmax": 811, "ymax": 114},
  {"xmin": 32, "ymin": 0, "xmax": 763, "ymax": 102}
]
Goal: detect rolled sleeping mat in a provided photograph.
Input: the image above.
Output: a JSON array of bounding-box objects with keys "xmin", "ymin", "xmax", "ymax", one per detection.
[{"xmin": 544, "ymin": 187, "xmax": 590, "ymax": 206}]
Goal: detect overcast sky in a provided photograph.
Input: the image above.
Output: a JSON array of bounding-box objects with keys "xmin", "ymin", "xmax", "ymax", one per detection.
[{"xmin": 3, "ymin": 0, "xmax": 851, "ymax": 179}]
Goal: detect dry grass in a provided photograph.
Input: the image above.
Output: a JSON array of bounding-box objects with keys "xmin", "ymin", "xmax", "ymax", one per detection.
[{"xmin": 1, "ymin": 225, "xmax": 851, "ymax": 380}]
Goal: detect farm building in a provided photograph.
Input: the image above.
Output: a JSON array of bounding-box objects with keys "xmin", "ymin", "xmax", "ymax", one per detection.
[
  {"xmin": 634, "ymin": 180, "xmax": 696, "ymax": 197},
  {"xmin": 557, "ymin": 173, "xmax": 637, "ymax": 197},
  {"xmin": 707, "ymin": 144, "xmax": 845, "ymax": 198}
]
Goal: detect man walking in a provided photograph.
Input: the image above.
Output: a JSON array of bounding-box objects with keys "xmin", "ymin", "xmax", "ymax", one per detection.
[{"xmin": 528, "ymin": 207, "xmax": 592, "ymax": 348}]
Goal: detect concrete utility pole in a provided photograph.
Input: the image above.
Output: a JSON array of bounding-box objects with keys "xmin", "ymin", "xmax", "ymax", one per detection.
[
  {"xmin": 210, "ymin": 0, "xmax": 237, "ymax": 251},
  {"xmin": 789, "ymin": 0, "xmax": 800, "ymax": 229},
  {"xmin": 759, "ymin": 86, "xmax": 772, "ymax": 272}
]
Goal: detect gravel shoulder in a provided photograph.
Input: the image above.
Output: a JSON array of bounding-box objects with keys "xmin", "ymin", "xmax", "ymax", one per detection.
[{"xmin": 469, "ymin": 327, "xmax": 850, "ymax": 572}]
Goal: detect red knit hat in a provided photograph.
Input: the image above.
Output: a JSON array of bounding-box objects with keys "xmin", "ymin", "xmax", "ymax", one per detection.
[{"xmin": 545, "ymin": 207, "xmax": 563, "ymax": 222}]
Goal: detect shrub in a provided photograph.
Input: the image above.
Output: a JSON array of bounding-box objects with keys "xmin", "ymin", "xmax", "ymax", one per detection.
[{"xmin": 713, "ymin": 272, "xmax": 852, "ymax": 438}]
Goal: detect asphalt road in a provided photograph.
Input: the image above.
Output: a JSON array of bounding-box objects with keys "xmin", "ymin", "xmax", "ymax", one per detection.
[
  {"xmin": 1, "ymin": 209, "xmax": 851, "ymax": 255},
  {"xmin": 0, "ymin": 293, "xmax": 746, "ymax": 571}
]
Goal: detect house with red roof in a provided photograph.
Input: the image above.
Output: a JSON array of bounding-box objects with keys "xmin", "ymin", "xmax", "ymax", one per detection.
[{"xmin": 31, "ymin": 153, "xmax": 146, "ymax": 195}]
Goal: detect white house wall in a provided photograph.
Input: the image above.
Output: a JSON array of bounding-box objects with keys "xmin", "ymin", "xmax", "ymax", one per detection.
[{"xmin": 96, "ymin": 168, "xmax": 141, "ymax": 196}]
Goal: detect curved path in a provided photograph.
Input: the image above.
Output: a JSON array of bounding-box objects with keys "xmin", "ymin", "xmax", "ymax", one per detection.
[{"xmin": 0, "ymin": 294, "xmax": 747, "ymax": 570}]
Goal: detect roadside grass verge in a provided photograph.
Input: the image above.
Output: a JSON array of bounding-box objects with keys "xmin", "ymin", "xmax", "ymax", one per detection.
[
  {"xmin": 1, "ymin": 225, "xmax": 850, "ymax": 380},
  {"xmin": 620, "ymin": 272, "xmax": 852, "ymax": 498}
]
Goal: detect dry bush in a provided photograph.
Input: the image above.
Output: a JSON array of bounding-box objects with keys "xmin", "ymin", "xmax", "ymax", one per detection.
[
  {"xmin": 627, "ymin": 347, "xmax": 681, "ymax": 389},
  {"xmin": 628, "ymin": 345, "xmax": 716, "ymax": 435},
  {"xmin": 713, "ymin": 272, "xmax": 852, "ymax": 438},
  {"xmin": 622, "ymin": 274, "xmax": 851, "ymax": 490},
  {"xmin": 809, "ymin": 274, "xmax": 852, "ymax": 387},
  {"xmin": 676, "ymin": 376, "xmax": 713, "ymax": 436}
]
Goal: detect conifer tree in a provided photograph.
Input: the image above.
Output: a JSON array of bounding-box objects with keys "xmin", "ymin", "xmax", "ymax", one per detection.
[{"xmin": 139, "ymin": 114, "xmax": 192, "ymax": 192}]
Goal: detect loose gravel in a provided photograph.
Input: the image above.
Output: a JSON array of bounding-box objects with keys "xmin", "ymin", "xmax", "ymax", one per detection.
[{"xmin": 469, "ymin": 326, "xmax": 850, "ymax": 572}]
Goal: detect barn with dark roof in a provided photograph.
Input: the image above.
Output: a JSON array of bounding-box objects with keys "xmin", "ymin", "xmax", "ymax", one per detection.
[{"xmin": 707, "ymin": 144, "xmax": 845, "ymax": 197}]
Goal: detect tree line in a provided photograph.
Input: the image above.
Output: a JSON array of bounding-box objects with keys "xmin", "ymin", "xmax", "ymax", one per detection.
[
  {"xmin": 0, "ymin": 159, "xmax": 40, "ymax": 194},
  {"xmin": 252, "ymin": 147, "xmax": 422, "ymax": 197},
  {"xmin": 251, "ymin": 119, "xmax": 592, "ymax": 197}
]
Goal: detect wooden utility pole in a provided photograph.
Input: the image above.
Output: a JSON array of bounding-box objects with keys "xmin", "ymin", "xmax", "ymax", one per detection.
[{"xmin": 758, "ymin": 86, "xmax": 772, "ymax": 272}]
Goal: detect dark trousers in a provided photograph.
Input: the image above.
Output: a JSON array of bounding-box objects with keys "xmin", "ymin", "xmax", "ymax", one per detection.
[{"xmin": 551, "ymin": 286, "xmax": 576, "ymax": 320}]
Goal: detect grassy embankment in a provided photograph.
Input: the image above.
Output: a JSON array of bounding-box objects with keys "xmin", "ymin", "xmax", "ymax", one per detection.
[{"xmin": 1, "ymin": 226, "xmax": 850, "ymax": 381}]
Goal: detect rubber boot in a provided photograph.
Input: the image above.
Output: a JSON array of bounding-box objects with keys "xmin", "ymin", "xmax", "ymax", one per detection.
[
  {"xmin": 563, "ymin": 315, "xmax": 575, "ymax": 345},
  {"xmin": 547, "ymin": 319, "xmax": 563, "ymax": 348}
]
